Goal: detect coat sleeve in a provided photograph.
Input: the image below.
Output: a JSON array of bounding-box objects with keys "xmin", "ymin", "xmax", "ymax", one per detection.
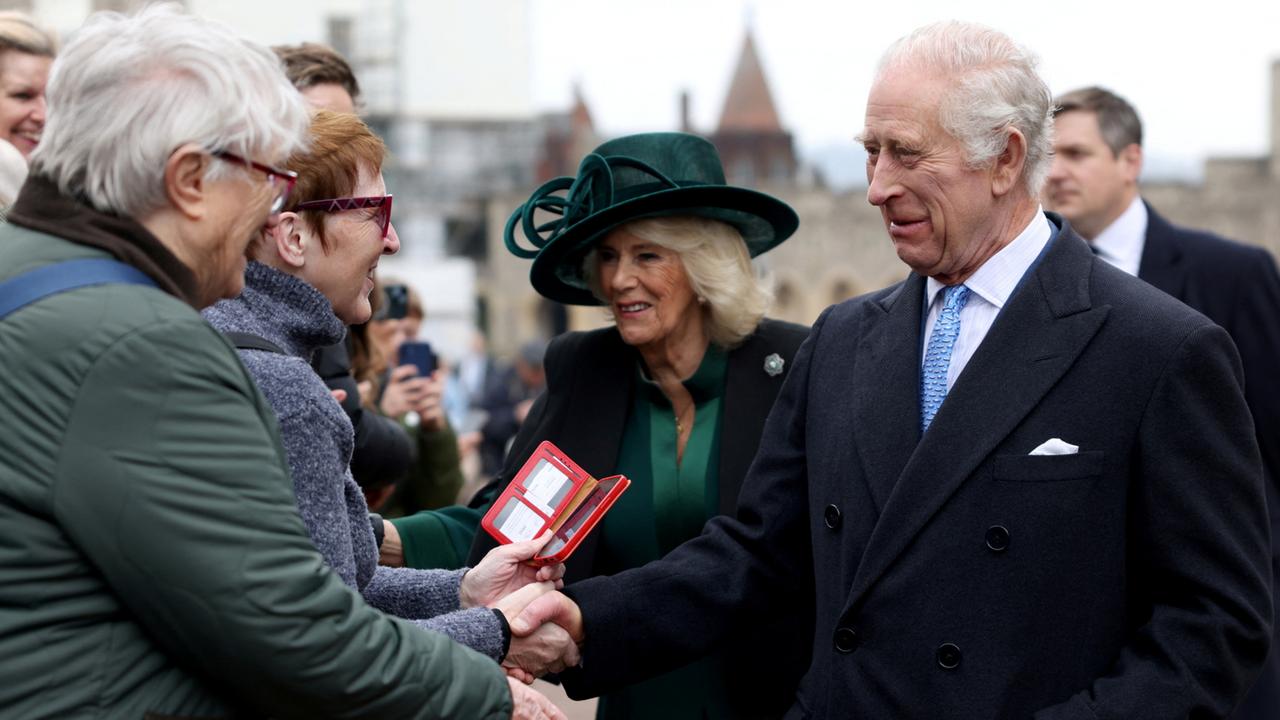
[
  {"xmin": 52, "ymin": 321, "xmax": 512, "ymax": 720},
  {"xmin": 558, "ymin": 309, "xmax": 830, "ymax": 698},
  {"xmin": 466, "ymin": 341, "xmax": 561, "ymax": 567},
  {"xmin": 392, "ymin": 504, "xmax": 486, "ymax": 570},
  {"xmin": 1034, "ymin": 322, "xmax": 1272, "ymax": 719},
  {"xmin": 362, "ymin": 566, "xmax": 507, "ymax": 660}
]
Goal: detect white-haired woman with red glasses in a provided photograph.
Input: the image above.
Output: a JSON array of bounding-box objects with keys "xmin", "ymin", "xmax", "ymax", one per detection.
[{"xmin": 203, "ymin": 109, "xmax": 576, "ymax": 717}]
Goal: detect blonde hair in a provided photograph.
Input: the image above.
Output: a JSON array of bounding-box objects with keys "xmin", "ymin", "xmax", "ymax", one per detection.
[
  {"xmin": 583, "ymin": 216, "xmax": 772, "ymax": 348},
  {"xmin": 0, "ymin": 11, "xmax": 56, "ymax": 60}
]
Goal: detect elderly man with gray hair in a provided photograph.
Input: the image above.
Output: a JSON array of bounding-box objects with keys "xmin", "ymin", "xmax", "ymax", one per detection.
[
  {"xmin": 510, "ymin": 21, "xmax": 1271, "ymax": 719},
  {"xmin": 0, "ymin": 5, "xmax": 562, "ymax": 720}
]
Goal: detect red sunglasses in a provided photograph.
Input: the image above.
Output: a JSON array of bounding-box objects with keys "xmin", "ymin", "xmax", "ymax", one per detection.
[{"xmin": 294, "ymin": 195, "xmax": 394, "ymax": 239}]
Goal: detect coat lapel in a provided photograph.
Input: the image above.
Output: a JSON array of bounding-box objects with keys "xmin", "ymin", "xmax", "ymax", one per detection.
[
  {"xmin": 719, "ymin": 321, "xmax": 792, "ymax": 515},
  {"xmin": 850, "ymin": 276, "xmax": 928, "ymax": 514},
  {"xmin": 560, "ymin": 330, "xmax": 634, "ymax": 476},
  {"xmin": 554, "ymin": 330, "xmax": 634, "ymax": 584},
  {"xmin": 1137, "ymin": 202, "xmax": 1186, "ymax": 300},
  {"xmin": 846, "ymin": 221, "xmax": 1110, "ymax": 608}
]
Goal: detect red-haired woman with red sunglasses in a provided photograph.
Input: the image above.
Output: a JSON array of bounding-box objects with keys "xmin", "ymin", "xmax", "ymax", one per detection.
[{"xmin": 202, "ymin": 110, "xmax": 575, "ymax": 713}]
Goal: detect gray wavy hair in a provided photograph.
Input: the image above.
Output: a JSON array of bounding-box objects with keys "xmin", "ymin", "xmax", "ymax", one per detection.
[
  {"xmin": 30, "ymin": 3, "xmax": 309, "ymax": 218},
  {"xmin": 583, "ymin": 216, "xmax": 772, "ymax": 348},
  {"xmin": 878, "ymin": 21, "xmax": 1054, "ymax": 196}
]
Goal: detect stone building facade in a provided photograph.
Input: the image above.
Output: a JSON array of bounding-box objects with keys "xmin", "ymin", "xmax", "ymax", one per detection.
[{"xmin": 479, "ymin": 48, "xmax": 1280, "ymax": 356}]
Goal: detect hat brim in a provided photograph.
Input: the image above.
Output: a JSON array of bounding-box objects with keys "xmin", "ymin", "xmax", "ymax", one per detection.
[{"xmin": 529, "ymin": 185, "xmax": 798, "ymax": 306}]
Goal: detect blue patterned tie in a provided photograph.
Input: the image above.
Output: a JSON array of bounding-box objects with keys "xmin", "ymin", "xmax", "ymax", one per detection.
[{"xmin": 921, "ymin": 284, "xmax": 971, "ymax": 433}]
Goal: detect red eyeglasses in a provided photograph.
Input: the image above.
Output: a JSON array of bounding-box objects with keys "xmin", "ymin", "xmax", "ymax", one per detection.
[
  {"xmin": 294, "ymin": 195, "xmax": 395, "ymax": 239},
  {"xmin": 212, "ymin": 150, "xmax": 298, "ymax": 213}
]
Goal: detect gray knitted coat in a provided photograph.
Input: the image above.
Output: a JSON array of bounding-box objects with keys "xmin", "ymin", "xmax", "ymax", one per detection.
[{"xmin": 203, "ymin": 262, "xmax": 503, "ymax": 660}]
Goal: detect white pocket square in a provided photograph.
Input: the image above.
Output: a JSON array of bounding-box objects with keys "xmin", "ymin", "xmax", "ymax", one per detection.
[{"xmin": 1029, "ymin": 438, "xmax": 1079, "ymax": 456}]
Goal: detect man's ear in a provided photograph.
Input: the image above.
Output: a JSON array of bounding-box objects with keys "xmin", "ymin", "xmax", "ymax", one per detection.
[
  {"xmin": 268, "ymin": 212, "xmax": 307, "ymax": 269},
  {"xmin": 165, "ymin": 143, "xmax": 211, "ymax": 221},
  {"xmin": 991, "ymin": 127, "xmax": 1028, "ymax": 197},
  {"xmin": 1119, "ymin": 142, "xmax": 1143, "ymax": 184}
]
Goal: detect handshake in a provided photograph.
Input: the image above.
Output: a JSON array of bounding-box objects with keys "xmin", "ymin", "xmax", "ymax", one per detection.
[{"xmin": 458, "ymin": 531, "xmax": 586, "ymax": 717}]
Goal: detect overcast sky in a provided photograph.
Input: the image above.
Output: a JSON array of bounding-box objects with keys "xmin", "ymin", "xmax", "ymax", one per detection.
[{"xmin": 529, "ymin": 0, "xmax": 1280, "ymax": 179}]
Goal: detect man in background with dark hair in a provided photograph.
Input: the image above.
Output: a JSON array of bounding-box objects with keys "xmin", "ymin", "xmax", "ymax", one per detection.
[
  {"xmin": 271, "ymin": 41, "xmax": 417, "ymax": 518},
  {"xmin": 274, "ymin": 42, "xmax": 361, "ymax": 114},
  {"xmin": 1047, "ymin": 85, "xmax": 1280, "ymax": 720}
]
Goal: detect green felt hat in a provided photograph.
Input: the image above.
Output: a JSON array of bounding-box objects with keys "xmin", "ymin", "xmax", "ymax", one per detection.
[{"xmin": 504, "ymin": 132, "xmax": 799, "ymax": 306}]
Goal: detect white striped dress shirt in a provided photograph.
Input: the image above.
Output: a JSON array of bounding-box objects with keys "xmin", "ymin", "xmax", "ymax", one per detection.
[
  {"xmin": 921, "ymin": 210, "xmax": 1053, "ymax": 392},
  {"xmin": 1088, "ymin": 195, "xmax": 1147, "ymax": 277}
]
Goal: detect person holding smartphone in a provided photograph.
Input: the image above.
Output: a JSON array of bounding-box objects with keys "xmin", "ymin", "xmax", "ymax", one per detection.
[{"xmin": 365, "ymin": 281, "xmax": 468, "ymax": 514}]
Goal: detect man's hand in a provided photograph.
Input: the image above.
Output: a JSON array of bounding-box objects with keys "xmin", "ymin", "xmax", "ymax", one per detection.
[
  {"xmin": 503, "ymin": 619, "xmax": 581, "ymax": 683},
  {"xmin": 492, "ymin": 580, "xmax": 554, "ymax": 626},
  {"xmin": 459, "ymin": 531, "xmax": 566, "ymax": 609},
  {"xmin": 507, "ymin": 676, "xmax": 567, "ymax": 720},
  {"xmin": 511, "ymin": 590, "xmax": 584, "ymax": 645}
]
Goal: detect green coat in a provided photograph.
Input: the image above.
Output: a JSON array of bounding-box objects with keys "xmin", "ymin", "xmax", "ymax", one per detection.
[{"xmin": 0, "ymin": 224, "xmax": 511, "ymax": 719}]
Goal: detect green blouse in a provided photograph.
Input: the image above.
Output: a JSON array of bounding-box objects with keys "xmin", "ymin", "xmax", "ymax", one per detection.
[{"xmin": 596, "ymin": 345, "xmax": 734, "ymax": 720}]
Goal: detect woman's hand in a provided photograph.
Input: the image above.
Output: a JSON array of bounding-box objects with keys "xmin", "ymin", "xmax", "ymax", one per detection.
[
  {"xmin": 507, "ymin": 676, "xmax": 567, "ymax": 720},
  {"xmin": 459, "ymin": 531, "xmax": 565, "ymax": 609},
  {"xmin": 379, "ymin": 364, "xmax": 430, "ymax": 418},
  {"xmin": 408, "ymin": 369, "xmax": 447, "ymax": 431}
]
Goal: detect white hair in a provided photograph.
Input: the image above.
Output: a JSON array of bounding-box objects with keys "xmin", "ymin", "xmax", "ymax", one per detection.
[
  {"xmin": 30, "ymin": 3, "xmax": 309, "ymax": 218},
  {"xmin": 583, "ymin": 216, "xmax": 773, "ymax": 349},
  {"xmin": 877, "ymin": 21, "xmax": 1054, "ymax": 196}
]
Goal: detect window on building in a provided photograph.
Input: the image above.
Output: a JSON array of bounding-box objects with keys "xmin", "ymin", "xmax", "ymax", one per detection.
[
  {"xmin": 92, "ymin": 0, "xmax": 142, "ymax": 11},
  {"xmin": 326, "ymin": 16, "xmax": 353, "ymax": 60},
  {"xmin": 775, "ymin": 280, "xmax": 794, "ymax": 310},
  {"xmin": 831, "ymin": 279, "xmax": 855, "ymax": 304},
  {"xmin": 770, "ymin": 154, "xmax": 791, "ymax": 182}
]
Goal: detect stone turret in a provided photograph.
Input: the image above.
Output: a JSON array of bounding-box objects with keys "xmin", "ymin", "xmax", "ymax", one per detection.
[{"xmin": 709, "ymin": 30, "xmax": 796, "ymax": 188}]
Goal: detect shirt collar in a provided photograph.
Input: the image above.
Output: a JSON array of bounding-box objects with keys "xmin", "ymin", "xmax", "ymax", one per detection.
[
  {"xmin": 1090, "ymin": 195, "xmax": 1147, "ymax": 272},
  {"xmin": 925, "ymin": 207, "xmax": 1052, "ymax": 310}
]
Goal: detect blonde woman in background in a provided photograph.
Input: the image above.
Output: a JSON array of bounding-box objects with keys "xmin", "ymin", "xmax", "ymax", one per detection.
[{"xmin": 0, "ymin": 11, "xmax": 54, "ymax": 160}]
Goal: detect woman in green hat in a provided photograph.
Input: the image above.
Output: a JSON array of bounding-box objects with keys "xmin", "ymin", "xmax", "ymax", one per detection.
[{"xmin": 471, "ymin": 131, "xmax": 813, "ymax": 719}]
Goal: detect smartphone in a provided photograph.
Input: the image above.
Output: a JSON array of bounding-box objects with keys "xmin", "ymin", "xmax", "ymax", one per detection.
[
  {"xmin": 399, "ymin": 341, "xmax": 437, "ymax": 377},
  {"xmin": 381, "ymin": 284, "xmax": 409, "ymax": 321}
]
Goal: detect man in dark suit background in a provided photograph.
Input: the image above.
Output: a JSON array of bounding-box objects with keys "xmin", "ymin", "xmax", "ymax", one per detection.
[
  {"xmin": 1046, "ymin": 87, "xmax": 1280, "ymax": 719},
  {"xmin": 511, "ymin": 22, "xmax": 1271, "ymax": 718}
]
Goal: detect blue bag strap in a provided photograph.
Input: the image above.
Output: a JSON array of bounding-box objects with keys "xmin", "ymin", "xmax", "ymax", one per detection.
[{"xmin": 0, "ymin": 258, "xmax": 159, "ymax": 321}]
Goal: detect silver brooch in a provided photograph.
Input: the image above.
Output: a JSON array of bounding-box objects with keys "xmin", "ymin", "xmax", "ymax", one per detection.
[{"xmin": 763, "ymin": 353, "xmax": 784, "ymax": 377}]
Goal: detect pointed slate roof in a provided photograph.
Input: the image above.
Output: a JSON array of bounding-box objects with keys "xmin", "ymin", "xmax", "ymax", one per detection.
[{"xmin": 717, "ymin": 32, "xmax": 783, "ymax": 133}]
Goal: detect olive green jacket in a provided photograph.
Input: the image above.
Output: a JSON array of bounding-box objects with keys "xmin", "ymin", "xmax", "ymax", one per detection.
[{"xmin": 0, "ymin": 223, "xmax": 511, "ymax": 719}]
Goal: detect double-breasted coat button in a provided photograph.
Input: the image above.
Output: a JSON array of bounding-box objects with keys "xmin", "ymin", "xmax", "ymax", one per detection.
[
  {"xmin": 936, "ymin": 643, "xmax": 961, "ymax": 669},
  {"xmin": 824, "ymin": 504, "xmax": 842, "ymax": 529},
  {"xmin": 833, "ymin": 626, "xmax": 861, "ymax": 653},
  {"xmin": 985, "ymin": 525, "xmax": 1010, "ymax": 552}
]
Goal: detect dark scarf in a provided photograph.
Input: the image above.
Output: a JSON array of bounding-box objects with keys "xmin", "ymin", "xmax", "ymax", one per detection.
[{"xmin": 7, "ymin": 174, "xmax": 202, "ymax": 306}]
